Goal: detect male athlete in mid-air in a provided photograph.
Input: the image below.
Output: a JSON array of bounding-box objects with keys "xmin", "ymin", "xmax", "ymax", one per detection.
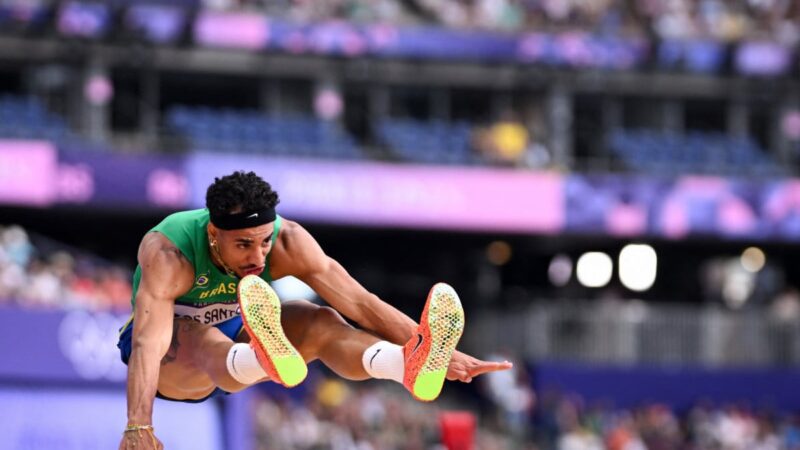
[{"xmin": 117, "ymin": 171, "xmax": 512, "ymax": 449}]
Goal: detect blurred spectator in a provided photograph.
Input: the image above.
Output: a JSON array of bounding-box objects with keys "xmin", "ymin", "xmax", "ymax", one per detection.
[
  {"xmin": 484, "ymin": 352, "xmax": 536, "ymax": 438},
  {"xmin": 253, "ymin": 378, "xmax": 445, "ymax": 450},
  {"xmin": 252, "ymin": 372, "xmax": 800, "ymax": 450},
  {"xmin": 540, "ymin": 390, "xmax": 790, "ymax": 450},
  {"xmin": 633, "ymin": 0, "xmax": 800, "ymax": 44},
  {"xmin": 0, "ymin": 224, "xmax": 133, "ymax": 312},
  {"xmin": 475, "ymin": 111, "xmax": 531, "ymax": 167},
  {"xmin": 209, "ymin": 0, "xmax": 417, "ymax": 26},
  {"xmin": 1, "ymin": 225, "xmax": 33, "ymax": 267},
  {"xmin": 768, "ymin": 286, "xmax": 800, "ymax": 365},
  {"xmin": 194, "ymin": 0, "xmax": 800, "ymax": 43}
]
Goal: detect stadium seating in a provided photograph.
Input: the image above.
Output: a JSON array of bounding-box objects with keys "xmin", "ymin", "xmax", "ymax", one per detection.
[
  {"xmin": 0, "ymin": 95, "xmax": 73, "ymax": 142},
  {"xmin": 375, "ymin": 118, "xmax": 476, "ymax": 165},
  {"xmin": 607, "ymin": 128, "xmax": 785, "ymax": 176},
  {"xmin": 165, "ymin": 106, "xmax": 363, "ymax": 160}
]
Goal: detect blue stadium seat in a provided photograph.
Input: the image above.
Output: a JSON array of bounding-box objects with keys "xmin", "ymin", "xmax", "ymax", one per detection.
[
  {"xmin": 164, "ymin": 106, "xmax": 363, "ymax": 160},
  {"xmin": 375, "ymin": 118, "xmax": 475, "ymax": 165},
  {"xmin": 606, "ymin": 128, "xmax": 784, "ymax": 176},
  {"xmin": 0, "ymin": 95, "xmax": 74, "ymax": 142}
]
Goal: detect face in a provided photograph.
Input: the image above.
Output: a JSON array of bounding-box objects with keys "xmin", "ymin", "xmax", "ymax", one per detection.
[{"xmin": 208, "ymin": 221, "xmax": 275, "ymax": 278}]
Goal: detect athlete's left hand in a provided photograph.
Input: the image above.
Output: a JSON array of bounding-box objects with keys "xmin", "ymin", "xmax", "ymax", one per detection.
[{"xmin": 446, "ymin": 350, "xmax": 513, "ymax": 383}]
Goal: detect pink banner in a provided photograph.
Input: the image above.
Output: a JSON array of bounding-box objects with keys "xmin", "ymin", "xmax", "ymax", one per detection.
[
  {"xmin": 194, "ymin": 12, "xmax": 268, "ymax": 50},
  {"xmin": 0, "ymin": 140, "xmax": 57, "ymax": 206},
  {"xmin": 189, "ymin": 154, "xmax": 564, "ymax": 233}
]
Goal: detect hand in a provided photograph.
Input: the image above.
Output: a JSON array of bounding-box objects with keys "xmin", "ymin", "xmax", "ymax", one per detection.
[
  {"xmin": 446, "ymin": 350, "xmax": 513, "ymax": 383},
  {"xmin": 118, "ymin": 427, "xmax": 163, "ymax": 450}
]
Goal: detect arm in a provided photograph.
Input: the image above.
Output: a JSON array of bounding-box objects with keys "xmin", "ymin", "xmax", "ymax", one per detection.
[
  {"xmin": 125, "ymin": 232, "xmax": 194, "ymax": 426},
  {"xmin": 271, "ymin": 222, "xmax": 513, "ymax": 381},
  {"xmin": 273, "ymin": 222, "xmax": 416, "ymax": 345}
]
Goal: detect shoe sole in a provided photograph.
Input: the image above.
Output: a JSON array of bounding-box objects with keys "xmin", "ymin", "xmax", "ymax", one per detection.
[
  {"xmin": 411, "ymin": 283, "xmax": 465, "ymax": 401},
  {"xmin": 237, "ymin": 275, "xmax": 307, "ymax": 387}
]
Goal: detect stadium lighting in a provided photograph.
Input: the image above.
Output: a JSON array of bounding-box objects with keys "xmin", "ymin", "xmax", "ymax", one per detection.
[
  {"xmin": 576, "ymin": 252, "xmax": 613, "ymax": 288},
  {"xmin": 548, "ymin": 253, "xmax": 572, "ymax": 287},
  {"xmin": 723, "ymin": 259, "xmax": 755, "ymax": 309},
  {"xmin": 618, "ymin": 244, "xmax": 657, "ymax": 292},
  {"xmin": 486, "ymin": 240, "xmax": 512, "ymax": 266},
  {"xmin": 740, "ymin": 247, "xmax": 765, "ymax": 273}
]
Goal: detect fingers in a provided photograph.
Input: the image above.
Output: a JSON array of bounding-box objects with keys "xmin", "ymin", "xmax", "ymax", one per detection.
[
  {"xmin": 448, "ymin": 359, "xmax": 515, "ymax": 382},
  {"xmin": 446, "ymin": 366, "xmax": 470, "ymax": 382},
  {"xmin": 452, "ymin": 368, "xmax": 474, "ymax": 383},
  {"xmin": 468, "ymin": 361, "xmax": 514, "ymax": 377},
  {"xmin": 447, "ymin": 369, "xmax": 466, "ymax": 381}
]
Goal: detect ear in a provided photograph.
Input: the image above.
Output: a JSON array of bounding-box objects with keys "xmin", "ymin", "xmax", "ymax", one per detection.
[{"xmin": 207, "ymin": 222, "xmax": 218, "ymax": 240}]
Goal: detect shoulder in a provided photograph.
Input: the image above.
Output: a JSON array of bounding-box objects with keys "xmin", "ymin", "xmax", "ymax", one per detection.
[
  {"xmin": 272, "ymin": 219, "xmax": 329, "ymax": 277},
  {"xmin": 161, "ymin": 208, "xmax": 208, "ymax": 223},
  {"xmin": 275, "ymin": 218, "xmax": 309, "ymax": 250},
  {"xmin": 138, "ymin": 232, "xmax": 187, "ymax": 264},
  {"xmin": 137, "ymin": 232, "xmax": 195, "ymax": 295}
]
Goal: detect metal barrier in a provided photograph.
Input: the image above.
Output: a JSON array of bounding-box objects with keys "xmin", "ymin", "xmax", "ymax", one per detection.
[{"xmin": 464, "ymin": 301, "xmax": 799, "ymax": 367}]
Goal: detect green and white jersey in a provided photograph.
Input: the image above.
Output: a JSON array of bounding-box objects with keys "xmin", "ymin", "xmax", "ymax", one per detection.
[{"xmin": 127, "ymin": 208, "xmax": 281, "ymax": 325}]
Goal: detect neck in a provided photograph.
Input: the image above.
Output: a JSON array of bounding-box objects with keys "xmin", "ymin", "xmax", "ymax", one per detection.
[{"xmin": 210, "ymin": 243, "xmax": 237, "ymax": 278}]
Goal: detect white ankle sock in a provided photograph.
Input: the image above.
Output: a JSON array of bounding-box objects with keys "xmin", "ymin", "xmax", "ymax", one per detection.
[
  {"xmin": 362, "ymin": 341, "xmax": 405, "ymax": 384},
  {"xmin": 226, "ymin": 343, "xmax": 267, "ymax": 385}
]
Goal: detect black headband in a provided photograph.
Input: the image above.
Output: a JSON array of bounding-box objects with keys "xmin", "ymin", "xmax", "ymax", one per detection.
[{"xmin": 209, "ymin": 207, "xmax": 276, "ymax": 230}]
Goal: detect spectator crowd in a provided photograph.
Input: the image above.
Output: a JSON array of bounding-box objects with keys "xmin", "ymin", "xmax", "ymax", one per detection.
[
  {"xmin": 203, "ymin": 0, "xmax": 800, "ymax": 45},
  {"xmin": 251, "ymin": 373, "xmax": 800, "ymax": 450},
  {"xmin": 0, "ymin": 224, "xmax": 132, "ymax": 311}
]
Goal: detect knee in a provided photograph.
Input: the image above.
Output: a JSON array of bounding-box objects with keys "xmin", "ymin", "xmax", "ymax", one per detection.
[
  {"xmin": 304, "ymin": 306, "xmax": 352, "ymax": 357},
  {"xmin": 285, "ymin": 300, "xmax": 347, "ymax": 330},
  {"xmin": 312, "ymin": 305, "xmax": 348, "ymax": 329},
  {"xmin": 284, "ymin": 301, "xmax": 349, "ymax": 357}
]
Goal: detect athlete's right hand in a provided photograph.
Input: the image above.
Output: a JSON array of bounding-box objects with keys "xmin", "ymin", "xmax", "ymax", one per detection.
[{"xmin": 119, "ymin": 428, "xmax": 164, "ymax": 450}]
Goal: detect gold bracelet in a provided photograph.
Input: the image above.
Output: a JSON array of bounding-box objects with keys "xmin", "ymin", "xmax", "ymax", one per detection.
[{"xmin": 124, "ymin": 423, "xmax": 159, "ymax": 447}]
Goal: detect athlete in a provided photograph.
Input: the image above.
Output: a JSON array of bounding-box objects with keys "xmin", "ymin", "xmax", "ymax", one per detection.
[{"xmin": 117, "ymin": 171, "xmax": 512, "ymax": 449}]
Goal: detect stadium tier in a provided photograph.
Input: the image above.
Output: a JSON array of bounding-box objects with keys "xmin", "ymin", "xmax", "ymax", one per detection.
[
  {"xmin": 166, "ymin": 106, "xmax": 362, "ymax": 159},
  {"xmin": 607, "ymin": 129, "xmax": 786, "ymax": 176},
  {"xmin": 0, "ymin": 95, "xmax": 72, "ymax": 141}
]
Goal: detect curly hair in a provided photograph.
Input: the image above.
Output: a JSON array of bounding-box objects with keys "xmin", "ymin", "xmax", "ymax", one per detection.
[{"xmin": 206, "ymin": 171, "xmax": 280, "ymax": 216}]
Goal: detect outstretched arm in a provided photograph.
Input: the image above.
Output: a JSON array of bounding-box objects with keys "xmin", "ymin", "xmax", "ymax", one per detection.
[
  {"xmin": 272, "ymin": 222, "xmax": 512, "ymax": 382},
  {"xmin": 120, "ymin": 233, "xmax": 193, "ymax": 450}
]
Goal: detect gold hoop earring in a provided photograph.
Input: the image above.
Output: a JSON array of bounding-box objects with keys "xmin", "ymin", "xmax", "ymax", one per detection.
[{"xmin": 210, "ymin": 238, "xmax": 236, "ymax": 277}]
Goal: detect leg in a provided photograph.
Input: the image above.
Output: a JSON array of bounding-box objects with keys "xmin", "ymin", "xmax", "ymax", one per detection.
[
  {"xmin": 277, "ymin": 300, "xmax": 380, "ymax": 380},
  {"xmin": 157, "ymin": 318, "xmax": 251, "ymax": 400},
  {"xmin": 159, "ymin": 301, "xmax": 381, "ymax": 400},
  {"xmin": 233, "ymin": 279, "xmax": 465, "ymax": 403},
  {"xmin": 158, "ymin": 284, "xmax": 460, "ymax": 400}
]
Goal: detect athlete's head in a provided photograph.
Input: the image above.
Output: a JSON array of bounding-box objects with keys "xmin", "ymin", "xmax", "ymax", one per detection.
[{"xmin": 206, "ymin": 171, "xmax": 280, "ymax": 278}]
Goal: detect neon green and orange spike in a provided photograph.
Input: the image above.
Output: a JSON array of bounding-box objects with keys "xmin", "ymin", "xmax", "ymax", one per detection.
[
  {"xmin": 238, "ymin": 275, "xmax": 307, "ymax": 387},
  {"xmin": 403, "ymin": 283, "xmax": 465, "ymax": 402}
]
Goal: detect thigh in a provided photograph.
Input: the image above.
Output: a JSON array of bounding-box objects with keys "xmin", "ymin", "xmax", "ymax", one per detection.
[
  {"xmin": 280, "ymin": 300, "xmax": 319, "ymax": 358},
  {"xmin": 277, "ymin": 300, "xmax": 352, "ymax": 362},
  {"xmin": 157, "ymin": 318, "xmax": 229, "ymax": 400}
]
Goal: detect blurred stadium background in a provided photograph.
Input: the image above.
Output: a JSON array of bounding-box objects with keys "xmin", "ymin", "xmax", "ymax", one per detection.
[{"xmin": 2, "ymin": 0, "xmax": 800, "ymax": 449}]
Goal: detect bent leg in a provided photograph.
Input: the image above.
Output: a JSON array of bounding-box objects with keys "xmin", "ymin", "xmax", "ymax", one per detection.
[
  {"xmin": 280, "ymin": 300, "xmax": 380, "ymax": 380},
  {"xmin": 157, "ymin": 318, "xmax": 254, "ymax": 399},
  {"xmin": 160, "ymin": 301, "xmax": 385, "ymax": 399}
]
